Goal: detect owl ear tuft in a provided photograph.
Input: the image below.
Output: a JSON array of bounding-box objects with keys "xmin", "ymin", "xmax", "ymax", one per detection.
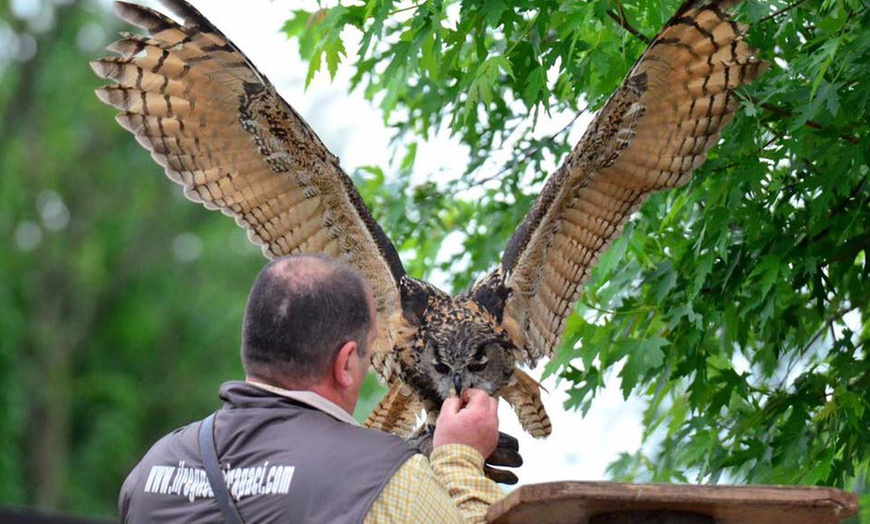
[
  {"xmin": 467, "ymin": 270, "xmax": 510, "ymax": 324},
  {"xmin": 399, "ymin": 277, "xmax": 431, "ymax": 326}
]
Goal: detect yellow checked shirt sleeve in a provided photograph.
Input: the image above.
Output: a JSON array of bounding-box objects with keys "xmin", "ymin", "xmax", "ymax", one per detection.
[
  {"xmin": 429, "ymin": 444, "xmax": 504, "ymax": 522},
  {"xmin": 365, "ymin": 446, "xmax": 503, "ymax": 524},
  {"xmin": 365, "ymin": 454, "xmax": 463, "ymax": 524}
]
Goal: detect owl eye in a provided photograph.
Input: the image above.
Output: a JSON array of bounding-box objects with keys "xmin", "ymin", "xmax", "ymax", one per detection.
[
  {"xmin": 467, "ymin": 360, "xmax": 488, "ymax": 373},
  {"xmin": 433, "ymin": 362, "xmax": 449, "ymax": 374}
]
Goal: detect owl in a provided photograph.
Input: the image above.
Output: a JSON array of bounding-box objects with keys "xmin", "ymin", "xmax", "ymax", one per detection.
[{"xmin": 92, "ymin": 0, "xmax": 767, "ymax": 482}]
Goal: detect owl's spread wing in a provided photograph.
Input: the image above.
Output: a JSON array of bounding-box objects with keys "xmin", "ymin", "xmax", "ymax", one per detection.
[
  {"xmin": 478, "ymin": 0, "xmax": 767, "ymax": 366},
  {"xmin": 91, "ymin": 0, "xmax": 407, "ymax": 354}
]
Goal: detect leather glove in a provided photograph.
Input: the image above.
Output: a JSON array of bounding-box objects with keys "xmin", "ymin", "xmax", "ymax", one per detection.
[{"xmin": 411, "ymin": 427, "xmax": 523, "ymax": 485}]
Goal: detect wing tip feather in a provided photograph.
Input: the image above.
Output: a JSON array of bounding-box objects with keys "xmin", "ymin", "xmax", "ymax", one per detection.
[{"xmin": 113, "ymin": 1, "xmax": 163, "ymax": 30}]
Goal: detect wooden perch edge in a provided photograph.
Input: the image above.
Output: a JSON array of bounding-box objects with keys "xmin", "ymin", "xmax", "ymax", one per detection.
[{"xmin": 486, "ymin": 481, "xmax": 859, "ymax": 524}]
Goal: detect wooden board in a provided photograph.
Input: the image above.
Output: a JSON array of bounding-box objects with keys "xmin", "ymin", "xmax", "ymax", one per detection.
[{"xmin": 487, "ymin": 482, "xmax": 859, "ymax": 524}]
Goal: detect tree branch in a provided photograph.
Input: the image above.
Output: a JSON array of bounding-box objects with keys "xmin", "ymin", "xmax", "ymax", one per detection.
[
  {"xmin": 388, "ymin": 2, "xmax": 423, "ymax": 17},
  {"xmin": 759, "ymin": 102, "xmax": 860, "ymax": 145},
  {"xmin": 797, "ymin": 306, "xmax": 858, "ymax": 360},
  {"xmin": 606, "ymin": 4, "xmax": 651, "ymax": 44},
  {"xmin": 758, "ymin": 0, "xmax": 813, "ymax": 24}
]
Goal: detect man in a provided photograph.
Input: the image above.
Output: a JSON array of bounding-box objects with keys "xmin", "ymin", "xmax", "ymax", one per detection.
[{"xmin": 119, "ymin": 254, "xmax": 505, "ymax": 523}]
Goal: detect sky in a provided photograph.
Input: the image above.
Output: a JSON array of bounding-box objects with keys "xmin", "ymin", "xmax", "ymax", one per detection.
[{"xmin": 92, "ymin": 0, "xmax": 649, "ymax": 487}]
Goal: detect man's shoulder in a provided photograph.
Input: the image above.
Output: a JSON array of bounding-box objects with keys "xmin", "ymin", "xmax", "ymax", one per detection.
[
  {"xmin": 330, "ymin": 414, "xmax": 418, "ymax": 455},
  {"xmin": 284, "ymin": 406, "xmax": 417, "ymax": 456},
  {"xmin": 144, "ymin": 420, "xmax": 201, "ymax": 457},
  {"xmin": 118, "ymin": 419, "xmax": 206, "ymax": 521},
  {"xmin": 120, "ymin": 420, "xmax": 202, "ymax": 492}
]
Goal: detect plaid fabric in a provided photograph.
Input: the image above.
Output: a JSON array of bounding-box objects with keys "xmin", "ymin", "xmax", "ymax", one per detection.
[{"xmin": 366, "ymin": 444, "xmax": 504, "ymax": 523}]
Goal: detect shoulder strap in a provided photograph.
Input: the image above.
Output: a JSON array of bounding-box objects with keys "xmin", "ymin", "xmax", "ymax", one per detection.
[{"xmin": 199, "ymin": 412, "xmax": 244, "ymax": 524}]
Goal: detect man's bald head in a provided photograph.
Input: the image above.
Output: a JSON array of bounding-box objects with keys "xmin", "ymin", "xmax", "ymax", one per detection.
[{"xmin": 241, "ymin": 254, "xmax": 373, "ymax": 385}]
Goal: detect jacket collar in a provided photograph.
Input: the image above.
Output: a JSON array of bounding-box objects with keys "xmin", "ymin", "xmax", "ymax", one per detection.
[{"xmin": 243, "ymin": 379, "xmax": 361, "ymax": 427}]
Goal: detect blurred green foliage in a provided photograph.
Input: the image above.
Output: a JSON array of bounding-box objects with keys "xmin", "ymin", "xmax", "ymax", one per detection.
[
  {"xmin": 1, "ymin": 0, "xmax": 869, "ymax": 521},
  {"xmin": 0, "ymin": 0, "xmax": 265, "ymax": 516}
]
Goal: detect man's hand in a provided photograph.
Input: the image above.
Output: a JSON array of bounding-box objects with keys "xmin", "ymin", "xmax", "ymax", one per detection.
[{"xmin": 433, "ymin": 389, "xmax": 499, "ymax": 459}]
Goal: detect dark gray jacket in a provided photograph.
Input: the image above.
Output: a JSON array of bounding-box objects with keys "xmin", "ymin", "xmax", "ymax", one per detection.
[{"xmin": 119, "ymin": 382, "xmax": 416, "ymax": 523}]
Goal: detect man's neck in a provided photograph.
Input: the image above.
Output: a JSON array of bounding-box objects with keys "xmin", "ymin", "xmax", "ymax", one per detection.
[{"xmin": 245, "ymin": 374, "xmax": 353, "ymax": 415}]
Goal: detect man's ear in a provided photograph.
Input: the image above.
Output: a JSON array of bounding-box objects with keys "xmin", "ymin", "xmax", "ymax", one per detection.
[{"xmin": 332, "ymin": 341, "xmax": 358, "ymax": 389}]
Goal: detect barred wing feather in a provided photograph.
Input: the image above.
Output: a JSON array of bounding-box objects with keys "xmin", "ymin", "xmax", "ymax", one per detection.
[
  {"xmin": 483, "ymin": 0, "xmax": 767, "ymax": 366},
  {"xmin": 91, "ymin": 0, "xmax": 407, "ymax": 356}
]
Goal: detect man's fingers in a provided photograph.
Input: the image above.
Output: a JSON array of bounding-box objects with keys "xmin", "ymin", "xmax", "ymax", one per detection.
[
  {"xmin": 462, "ymin": 389, "xmax": 497, "ymax": 414},
  {"xmin": 435, "ymin": 389, "xmax": 501, "ymax": 461},
  {"xmin": 440, "ymin": 396, "xmax": 462, "ymax": 415},
  {"xmin": 463, "ymin": 389, "xmax": 489, "ymax": 404},
  {"xmin": 481, "ymin": 392, "xmax": 499, "ymax": 419},
  {"xmin": 456, "ymin": 389, "xmax": 499, "ymax": 426}
]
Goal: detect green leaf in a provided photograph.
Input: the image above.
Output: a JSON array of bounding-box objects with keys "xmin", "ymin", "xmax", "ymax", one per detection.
[
  {"xmin": 748, "ymin": 254, "xmax": 781, "ymax": 299},
  {"xmin": 809, "ymin": 37, "xmax": 841, "ymax": 102},
  {"xmin": 522, "ymin": 65, "xmax": 547, "ymax": 108},
  {"xmin": 466, "ymin": 55, "xmax": 513, "ymax": 111},
  {"xmin": 325, "ymin": 34, "xmax": 346, "ymax": 79},
  {"xmin": 618, "ymin": 337, "xmax": 670, "ymax": 399}
]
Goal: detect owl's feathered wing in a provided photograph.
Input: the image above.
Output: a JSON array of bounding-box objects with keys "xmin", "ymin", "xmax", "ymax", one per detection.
[
  {"xmin": 474, "ymin": 0, "xmax": 768, "ymax": 368},
  {"xmin": 364, "ymin": 382, "xmax": 423, "ymax": 439},
  {"xmin": 91, "ymin": 0, "xmax": 408, "ymax": 355},
  {"xmin": 93, "ymin": 0, "xmax": 768, "ymax": 452}
]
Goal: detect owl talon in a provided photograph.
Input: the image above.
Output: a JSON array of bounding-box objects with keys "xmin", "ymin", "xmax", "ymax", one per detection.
[{"xmin": 408, "ymin": 425, "xmax": 435, "ymax": 457}]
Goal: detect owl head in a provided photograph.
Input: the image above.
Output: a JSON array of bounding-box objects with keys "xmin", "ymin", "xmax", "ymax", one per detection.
[{"xmin": 417, "ymin": 302, "xmax": 517, "ymax": 401}]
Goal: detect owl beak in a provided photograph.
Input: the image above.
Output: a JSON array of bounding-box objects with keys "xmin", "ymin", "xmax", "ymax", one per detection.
[{"xmin": 453, "ymin": 374, "xmax": 463, "ymax": 397}]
